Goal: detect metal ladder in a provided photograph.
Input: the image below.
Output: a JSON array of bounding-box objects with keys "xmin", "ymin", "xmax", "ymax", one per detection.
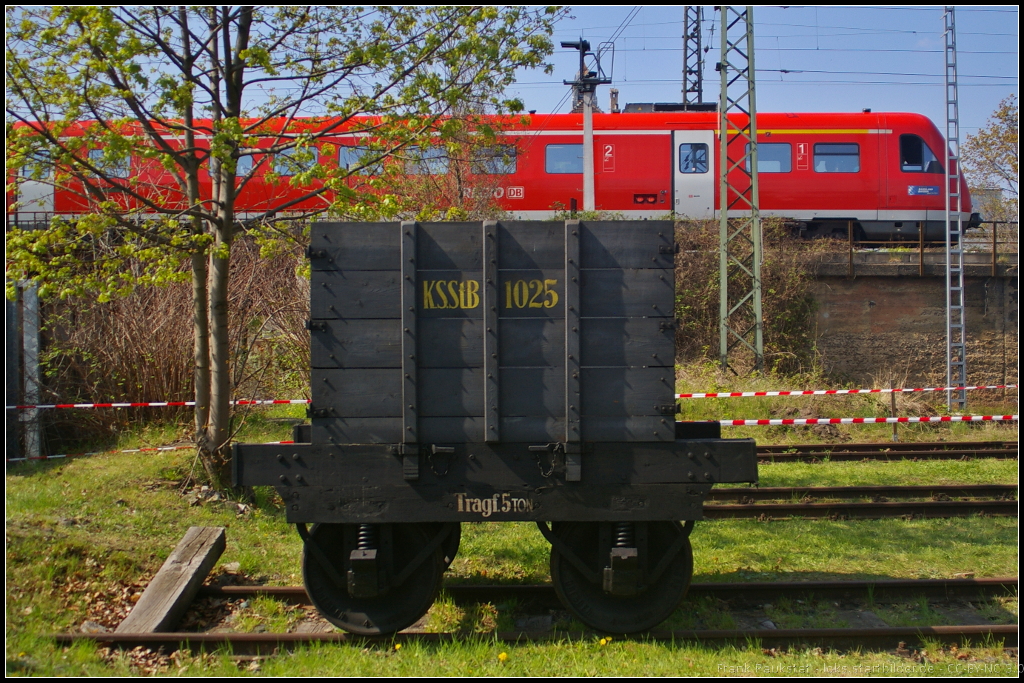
[{"xmin": 944, "ymin": 7, "xmax": 967, "ymax": 411}]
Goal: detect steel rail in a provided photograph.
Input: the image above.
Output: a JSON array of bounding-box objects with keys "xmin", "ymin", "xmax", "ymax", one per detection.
[
  {"xmin": 194, "ymin": 576, "xmax": 1017, "ymax": 606},
  {"xmin": 757, "ymin": 440, "xmax": 1016, "ymax": 453},
  {"xmin": 702, "ymin": 499, "xmax": 1018, "ymax": 519},
  {"xmin": 756, "ymin": 441, "xmax": 1017, "ymax": 462},
  {"xmin": 54, "ymin": 625, "xmax": 1018, "ymax": 653},
  {"xmin": 187, "ymin": 576, "xmax": 1019, "ymax": 613},
  {"xmin": 708, "ymin": 484, "xmax": 1018, "ymax": 502}
]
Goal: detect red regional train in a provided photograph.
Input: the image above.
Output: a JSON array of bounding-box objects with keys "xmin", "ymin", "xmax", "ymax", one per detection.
[{"xmin": 9, "ymin": 109, "xmax": 979, "ymax": 240}]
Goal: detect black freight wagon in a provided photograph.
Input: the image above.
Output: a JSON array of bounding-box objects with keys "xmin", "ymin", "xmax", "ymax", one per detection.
[{"xmin": 233, "ymin": 220, "xmax": 758, "ymax": 634}]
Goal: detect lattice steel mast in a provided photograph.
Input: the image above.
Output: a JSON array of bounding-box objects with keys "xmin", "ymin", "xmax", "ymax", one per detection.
[
  {"xmin": 682, "ymin": 6, "xmax": 704, "ymax": 105},
  {"xmin": 718, "ymin": 6, "xmax": 763, "ymax": 372},
  {"xmin": 944, "ymin": 7, "xmax": 967, "ymax": 410}
]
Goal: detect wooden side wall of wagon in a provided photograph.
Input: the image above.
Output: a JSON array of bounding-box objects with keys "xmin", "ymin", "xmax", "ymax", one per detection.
[{"xmin": 233, "ymin": 220, "xmax": 758, "ymax": 635}]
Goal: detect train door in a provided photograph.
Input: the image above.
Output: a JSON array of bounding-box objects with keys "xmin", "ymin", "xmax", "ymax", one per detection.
[
  {"xmin": 14, "ymin": 152, "xmax": 54, "ymax": 227},
  {"xmin": 672, "ymin": 130, "xmax": 715, "ymax": 219}
]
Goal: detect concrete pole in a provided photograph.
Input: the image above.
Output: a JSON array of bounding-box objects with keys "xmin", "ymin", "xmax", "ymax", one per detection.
[
  {"xmin": 583, "ymin": 90, "xmax": 596, "ymax": 212},
  {"xmin": 19, "ymin": 281, "xmax": 41, "ymax": 460}
]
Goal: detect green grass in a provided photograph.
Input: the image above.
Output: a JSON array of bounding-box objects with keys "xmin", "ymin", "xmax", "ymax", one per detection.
[
  {"xmin": 6, "ymin": 398, "xmax": 1019, "ymax": 676},
  {"xmin": 756, "ymin": 459, "xmax": 1018, "ymax": 488},
  {"xmin": 693, "ymin": 517, "xmax": 1017, "ymax": 582},
  {"xmin": 873, "ymin": 596, "xmax": 952, "ymax": 628}
]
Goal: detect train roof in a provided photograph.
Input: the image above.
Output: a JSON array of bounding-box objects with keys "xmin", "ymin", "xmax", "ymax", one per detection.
[
  {"xmin": 516, "ymin": 110, "xmax": 939, "ymax": 133},
  {"xmin": 12, "ymin": 110, "xmax": 941, "ymax": 141}
]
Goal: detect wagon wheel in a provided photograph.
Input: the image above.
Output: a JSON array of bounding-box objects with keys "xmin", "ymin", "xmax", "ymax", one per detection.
[
  {"xmin": 548, "ymin": 521, "xmax": 693, "ymax": 633},
  {"xmin": 301, "ymin": 522, "xmax": 457, "ymax": 635}
]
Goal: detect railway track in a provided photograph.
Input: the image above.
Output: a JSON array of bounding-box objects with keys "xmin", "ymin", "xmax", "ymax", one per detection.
[
  {"xmin": 756, "ymin": 441, "xmax": 1017, "ymax": 462},
  {"xmin": 708, "ymin": 484, "xmax": 1018, "ymax": 501},
  {"xmin": 55, "ymin": 577, "xmax": 1019, "ymax": 653},
  {"xmin": 703, "ymin": 483, "xmax": 1018, "ymax": 519},
  {"xmin": 193, "ymin": 576, "xmax": 1018, "ymax": 608}
]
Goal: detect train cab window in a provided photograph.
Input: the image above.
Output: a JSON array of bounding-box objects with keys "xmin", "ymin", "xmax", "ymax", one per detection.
[
  {"xmin": 813, "ymin": 143, "xmax": 859, "ymax": 173},
  {"xmin": 472, "ymin": 145, "xmax": 517, "ymax": 175},
  {"xmin": 744, "ymin": 143, "xmax": 792, "ymax": 173},
  {"xmin": 900, "ymin": 134, "xmax": 943, "ymax": 174},
  {"xmin": 87, "ymin": 148, "xmax": 131, "ymax": 178},
  {"xmin": 545, "ymin": 144, "xmax": 583, "ymax": 174},
  {"xmin": 274, "ymin": 147, "xmax": 317, "ymax": 176},
  {"xmin": 678, "ymin": 143, "xmax": 709, "ymax": 174},
  {"xmin": 406, "ymin": 146, "xmax": 450, "ymax": 175}
]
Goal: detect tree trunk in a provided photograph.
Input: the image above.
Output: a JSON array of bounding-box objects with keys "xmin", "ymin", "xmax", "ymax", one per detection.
[
  {"xmin": 206, "ymin": 221, "xmax": 233, "ymax": 488},
  {"xmin": 191, "ymin": 251, "xmax": 217, "ymax": 484}
]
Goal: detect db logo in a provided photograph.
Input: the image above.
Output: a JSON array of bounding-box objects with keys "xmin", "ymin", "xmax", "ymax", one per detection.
[{"xmin": 507, "ymin": 186, "xmax": 525, "ymax": 199}]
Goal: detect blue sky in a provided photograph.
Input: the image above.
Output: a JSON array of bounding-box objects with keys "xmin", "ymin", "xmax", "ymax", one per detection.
[{"xmin": 509, "ymin": 6, "xmax": 1018, "ymax": 136}]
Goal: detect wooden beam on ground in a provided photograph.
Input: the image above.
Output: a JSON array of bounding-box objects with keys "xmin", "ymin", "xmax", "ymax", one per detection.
[{"xmin": 116, "ymin": 526, "xmax": 226, "ymax": 633}]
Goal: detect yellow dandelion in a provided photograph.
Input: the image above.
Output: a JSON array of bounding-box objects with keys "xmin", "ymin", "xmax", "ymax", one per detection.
[
  {"xmin": 599, "ymin": 638, "xmax": 608, "ymax": 646},
  {"xmin": 394, "ymin": 643, "xmax": 402, "ymax": 651},
  {"xmin": 498, "ymin": 652, "xmax": 509, "ymax": 662}
]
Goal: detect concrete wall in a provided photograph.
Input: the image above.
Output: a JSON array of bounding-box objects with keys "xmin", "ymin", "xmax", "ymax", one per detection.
[{"xmin": 812, "ymin": 273, "xmax": 1017, "ymax": 391}]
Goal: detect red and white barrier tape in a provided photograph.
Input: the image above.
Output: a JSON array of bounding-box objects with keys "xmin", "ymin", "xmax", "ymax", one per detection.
[
  {"xmin": 7, "ymin": 384, "xmax": 1017, "ymax": 411},
  {"xmin": 5, "ymin": 440, "xmax": 299, "ymax": 463},
  {"xmin": 6, "ymin": 384, "xmax": 1019, "ymax": 411},
  {"xmin": 5, "ymin": 398, "xmax": 312, "ymax": 410},
  {"xmin": 720, "ymin": 415, "xmax": 1018, "ymax": 426},
  {"xmin": 678, "ymin": 384, "xmax": 1017, "ymax": 399}
]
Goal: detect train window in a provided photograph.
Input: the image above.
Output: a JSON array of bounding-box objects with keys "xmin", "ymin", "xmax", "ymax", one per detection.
[
  {"xmin": 236, "ymin": 155, "xmax": 254, "ymax": 177},
  {"xmin": 813, "ymin": 143, "xmax": 859, "ymax": 173},
  {"xmin": 545, "ymin": 144, "xmax": 583, "ymax": 174},
  {"xmin": 274, "ymin": 147, "xmax": 317, "ymax": 176},
  {"xmin": 20, "ymin": 150, "xmax": 52, "ymax": 179},
  {"xmin": 406, "ymin": 146, "xmax": 450, "ymax": 175},
  {"xmin": 900, "ymin": 135, "xmax": 943, "ymax": 174},
  {"xmin": 87, "ymin": 148, "xmax": 131, "ymax": 178},
  {"xmin": 678, "ymin": 143, "xmax": 709, "ymax": 174},
  {"xmin": 339, "ymin": 146, "xmax": 384, "ymax": 175},
  {"xmin": 744, "ymin": 143, "xmax": 792, "ymax": 173},
  {"xmin": 472, "ymin": 145, "xmax": 517, "ymax": 175}
]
